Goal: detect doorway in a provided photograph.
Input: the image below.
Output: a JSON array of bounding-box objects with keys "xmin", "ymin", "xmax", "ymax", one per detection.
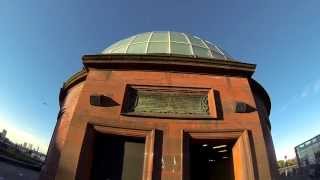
[
  {"xmin": 190, "ymin": 139, "xmax": 235, "ymax": 180},
  {"xmin": 184, "ymin": 130, "xmax": 255, "ymax": 180},
  {"xmin": 90, "ymin": 132, "xmax": 145, "ymax": 180}
]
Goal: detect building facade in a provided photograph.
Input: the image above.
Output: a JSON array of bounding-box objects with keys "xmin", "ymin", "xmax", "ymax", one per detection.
[
  {"xmin": 295, "ymin": 134, "xmax": 320, "ymax": 167},
  {"xmin": 0, "ymin": 129, "xmax": 7, "ymax": 139},
  {"xmin": 40, "ymin": 32, "xmax": 278, "ymax": 180}
]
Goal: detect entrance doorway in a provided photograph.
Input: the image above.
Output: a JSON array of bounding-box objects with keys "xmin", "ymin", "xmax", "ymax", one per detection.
[
  {"xmin": 184, "ymin": 130, "xmax": 255, "ymax": 180},
  {"xmin": 190, "ymin": 139, "xmax": 235, "ymax": 180},
  {"xmin": 77, "ymin": 126, "xmax": 157, "ymax": 180},
  {"xmin": 90, "ymin": 133, "xmax": 145, "ymax": 180}
]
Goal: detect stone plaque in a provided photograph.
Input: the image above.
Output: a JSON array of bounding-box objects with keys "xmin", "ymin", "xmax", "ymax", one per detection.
[{"xmin": 122, "ymin": 86, "xmax": 211, "ymax": 118}]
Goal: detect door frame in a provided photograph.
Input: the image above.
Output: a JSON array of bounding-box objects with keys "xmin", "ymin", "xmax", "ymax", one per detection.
[
  {"xmin": 76, "ymin": 124, "xmax": 159, "ymax": 180},
  {"xmin": 182, "ymin": 129, "xmax": 255, "ymax": 180}
]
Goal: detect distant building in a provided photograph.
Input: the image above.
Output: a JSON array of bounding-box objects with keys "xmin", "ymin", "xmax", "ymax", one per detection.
[
  {"xmin": 0, "ymin": 129, "xmax": 7, "ymax": 139},
  {"xmin": 0, "ymin": 129, "xmax": 8, "ymax": 144},
  {"xmin": 1, "ymin": 129, "xmax": 7, "ymax": 138},
  {"xmin": 31, "ymin": 151, "xmax": 46, "ymax": 162},
  {"xmin": 23, "ymin": 142, "xmax": 27, "ymax": 148},
  {"xmin": 295, "ymin": 134, "xmax": 320, "ymax": 167},
  {"xmin": 17, "ymin": 143, "xmax": 28, "ymax": 153},
  {"xmin": 28, "ymin": 143, "xmax": 33, "ymax": 150}
]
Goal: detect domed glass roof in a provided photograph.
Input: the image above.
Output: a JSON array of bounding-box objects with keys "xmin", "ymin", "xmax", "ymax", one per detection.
[{"xmin": 102, "ymin": 31, "xmax": 233, "ymax": 60}]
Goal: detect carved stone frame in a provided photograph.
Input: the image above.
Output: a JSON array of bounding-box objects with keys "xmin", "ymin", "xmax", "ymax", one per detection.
[{"xmin": 121, "ymin": 85, "xmax": 217, "ymax": 119}]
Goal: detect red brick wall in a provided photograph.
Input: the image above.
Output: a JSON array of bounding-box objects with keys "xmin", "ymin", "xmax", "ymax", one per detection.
[
  {"xmin": 44, "ymin": 69, "xmax": 277, "ymax": 179},
  {"xmin": 39, "ymin": 82, "xmax": 84, "ymax": 180}
]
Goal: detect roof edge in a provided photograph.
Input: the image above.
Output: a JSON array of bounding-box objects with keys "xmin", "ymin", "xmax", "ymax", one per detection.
[
  {"xmin": 249, "ymin": 78, "xmax": 271, "ymax": 115},
  {"xmin": 249, "ymin": 78, "xmax": 272, "ymax": 130},
  {"xmin": 59, "ymin": 69, "xmax": 87, "ymax": 106},
  {"xmin": 82, "ymin": 54, "xmax": 256, "ymax": 77}
]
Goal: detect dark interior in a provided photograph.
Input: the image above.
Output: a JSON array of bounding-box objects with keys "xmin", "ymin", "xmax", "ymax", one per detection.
[
  {"xmin": 90, "ymin": 133, "xmax": 145, "ymax": 180},
  {"xmin": 190, "ymin": 139, "xmax": 235, "ymax": 180}
]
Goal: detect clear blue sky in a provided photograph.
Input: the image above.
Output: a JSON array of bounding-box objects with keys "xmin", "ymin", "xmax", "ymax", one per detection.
[{"xmin": 1, "ymin": 0, "xmax": 319, "ymax": 158}]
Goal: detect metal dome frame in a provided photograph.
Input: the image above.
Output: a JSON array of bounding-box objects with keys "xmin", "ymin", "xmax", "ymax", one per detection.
[{"xmin": 102, "ymin": 31, "xmax": 233, "ymax": 60}]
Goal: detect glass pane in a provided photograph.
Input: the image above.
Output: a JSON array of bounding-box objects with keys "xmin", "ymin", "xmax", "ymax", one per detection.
[
  {"xmin": 127, "ymin": 43, "xmax": 147, "ymax": 54},
  {"xmin": 193, "ymin": 46, "xmax": 211, "ymax": 58},
  {"xmin": 188, "ymin": 36, "xmax": 206, "ymax": 47},
  {"xmin": 212, "ymin": 45, "xmax": 225, "ymax": 55},
  {"xmin": 147, "ymin": 42, "xmax": 169, "ymax": 53},
  {"xmin": 111, "ymin": 45, "xmax": 127, "ymax": 53},
  {"xmin": 111, "ymin": 37, "xmax": 132, "ymax": 49},
  {"xmin": 104, "ymin": 37, "xmax": 133, "ymax": 53},
  {"xmin": 220, "ymin": 48, "xmax": 232, "ymax": 59},
  {"xmin": 102, "ymin": 47, "xmax": 113, "ymax": 53},
  {"xmin": 150, "ymin": 32, "xmax": 169, "ymax": 42},
  {"xmin": 206, "ymin": 43, "xmax": 225, "ymax": 57},
  {"xmin": 204, "ymin": 41, "xmax": 216, "ymax": 51},
  {"xmin": 132, "ymin": 33, "xmax": 151, "ymax": 44},
  {"xmin": 170, "ymin": 42, "xmax": 192, "ymax": 55},
  {"xmin": 170, "ymin": 32, "xmax": 188, "ymax": 43},
  {"xmin": 211, "ymin": 50, "xmax": 225, "ymax": 59}
]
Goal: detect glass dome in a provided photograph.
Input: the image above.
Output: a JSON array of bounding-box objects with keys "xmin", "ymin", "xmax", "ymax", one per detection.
[{"xmin": 102, "ymin": 31, "xmax": 233, "ymax": 60}]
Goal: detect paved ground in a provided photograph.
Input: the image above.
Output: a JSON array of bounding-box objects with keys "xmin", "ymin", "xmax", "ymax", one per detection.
[
  {"xmin": 1, "ymin": 158, "xmax": 317, "ymax": 180},
  {"xmin": 0, "ymin": 160, "xmax": 39, "ymax": 180},
  {"xmin": 279, "ymin": 175, "xmax": 319, "ymax": 180}
]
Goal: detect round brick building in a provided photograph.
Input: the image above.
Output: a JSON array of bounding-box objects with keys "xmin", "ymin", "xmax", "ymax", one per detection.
[{"xmin": 40, "ymin": 32, "xmax": 278, "ymax": 180}]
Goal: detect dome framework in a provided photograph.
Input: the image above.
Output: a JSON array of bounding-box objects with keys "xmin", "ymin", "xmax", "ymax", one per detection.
[{"xmin": 102, "ymin": 31, "xmax": 233, "ymax": 60}]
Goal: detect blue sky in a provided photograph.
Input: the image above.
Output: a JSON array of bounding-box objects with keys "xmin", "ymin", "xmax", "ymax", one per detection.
[{"xmin": 0, "ymin": 0, "xmax": 319, "ymax": 158}]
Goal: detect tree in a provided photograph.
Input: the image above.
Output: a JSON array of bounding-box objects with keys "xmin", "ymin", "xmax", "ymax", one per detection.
[
  {"xmin": 278, "ymin": 160, "xmax": 285, "ymax": 168},
  {"xmin": 277, "ymin": 158, "xmax": 297, "ymax": 168},
  {"xmin": 286, "ymin": 159, "xmax": 297, "ymax": 166}
]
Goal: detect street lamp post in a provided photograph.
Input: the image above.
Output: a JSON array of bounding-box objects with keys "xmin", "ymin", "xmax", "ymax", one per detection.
[{"xmin": 284, "ymin": 155, "xmax": 288, "ymax": 176}]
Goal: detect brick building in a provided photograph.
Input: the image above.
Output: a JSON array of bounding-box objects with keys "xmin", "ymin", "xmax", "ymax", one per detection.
[{"xmin": 40, "ymin": 32, "xmax": 278, "ymax": 180}]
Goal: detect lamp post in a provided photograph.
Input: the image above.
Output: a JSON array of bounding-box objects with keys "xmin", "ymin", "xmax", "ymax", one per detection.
[{"xmin": 284, "ymin": 155, "xmax": 288, "ymax": 176}]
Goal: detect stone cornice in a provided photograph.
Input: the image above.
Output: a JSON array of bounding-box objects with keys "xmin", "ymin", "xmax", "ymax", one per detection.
[
  {"xmin": 82, "ymin": 54, "xmax": 256, "ymax": 77},
  {"xmin": 59, "ymin": 69, "xmax": 87, "ymax": 106}
]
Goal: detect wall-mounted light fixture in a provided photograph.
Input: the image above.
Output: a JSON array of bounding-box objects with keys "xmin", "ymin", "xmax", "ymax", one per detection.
[
  {"xmin": 90, "ymin": 94, "xmax": 119, "ymax": 107},
  {"xmin": 234, "ymin": 101, "xmax": 256, "ymax": 113}
]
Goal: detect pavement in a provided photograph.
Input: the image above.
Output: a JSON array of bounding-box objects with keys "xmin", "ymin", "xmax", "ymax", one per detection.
[
  {"xmin": 279, "ymin": 175, "xmax": 320, "ymax": 180},
  {"xmin": 0, "ymin": 160, "xmax": 39, "ymax": 180}
]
